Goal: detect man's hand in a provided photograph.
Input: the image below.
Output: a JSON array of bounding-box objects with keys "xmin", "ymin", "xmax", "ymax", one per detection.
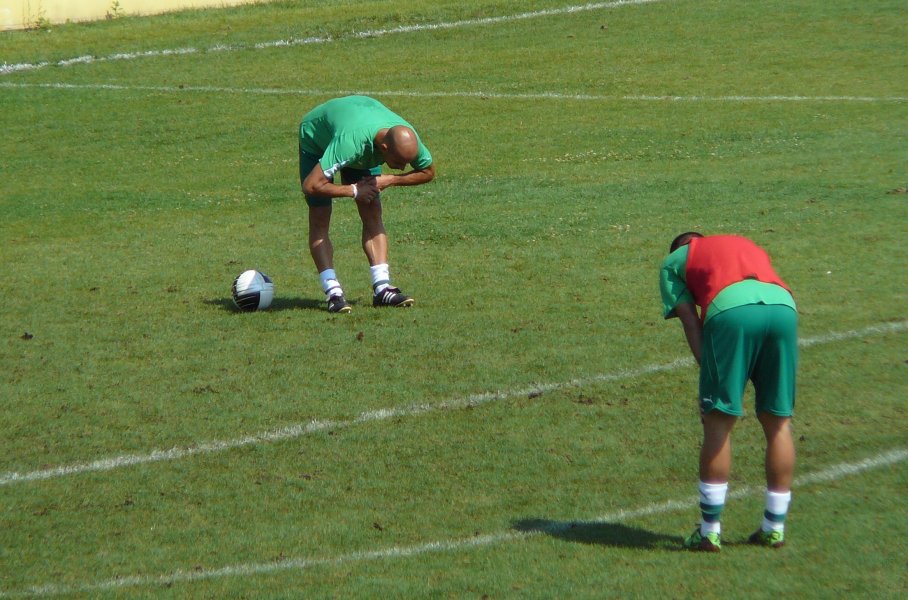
[
  {"xmin": 375, "ymin": 174, "xmax": 394, "ymax": 192},
  {"xmin": 353, "ymin": 176, "xmax": 379, "ymax": 204}
]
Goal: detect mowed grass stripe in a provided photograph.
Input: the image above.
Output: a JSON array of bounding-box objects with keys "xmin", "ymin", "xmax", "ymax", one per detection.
[
  {"xmin": 4, "ymin": 448, "xmax": 905, "ymax": 598},
  {"xmin": 2, "ymin": 81, "xmax": 907, "ymax": 103},
  {"xmin": 2, "ymin": 321, "xmax": 904, "ymax": 487},
  {"xmin": 0, "ymin": 0, "xmax": 667, "ymax": 76}
]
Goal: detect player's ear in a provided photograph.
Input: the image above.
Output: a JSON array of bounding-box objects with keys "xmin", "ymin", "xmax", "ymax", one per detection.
[{"xmin": 378, "ymin": 130, "xmax": 392, "ymax": 151}]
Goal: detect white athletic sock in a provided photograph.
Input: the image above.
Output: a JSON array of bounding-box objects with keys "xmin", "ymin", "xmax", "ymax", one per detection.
[
  {"xmin": 370, "ymin": 263, "xmax": 390, "ymax": 293},
  {"xmin": 699, "ymin": 481, "xmax": 728, "ymax": 536},
  {"xmin": 762, "ymin": 490, "xmax": 791, "ymax": 532},
  {"xmin": 701, "ymin": 520, "xmax": 721, "ymax": 535},
  {"xmin": 319, "ymin": 268, "xmax": 343, "ymax": 297}
]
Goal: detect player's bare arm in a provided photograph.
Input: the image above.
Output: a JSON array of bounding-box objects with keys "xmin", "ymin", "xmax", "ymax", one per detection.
[
  {"xmin": 302, "ymin": 164, "xmax": 379, "ymax": 201},
  {"xmin": 376, "ymin": 164, "xmax": 436, "ymax": 191},
  {"xmin": 674, "ymin": 301, "xmax": 703, "ymax": 364}
]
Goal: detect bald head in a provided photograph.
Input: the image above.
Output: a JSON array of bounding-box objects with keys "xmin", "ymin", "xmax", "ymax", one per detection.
[{"xmin": 381, "ymin": 125, "xmax": 419, "ymax": 169}]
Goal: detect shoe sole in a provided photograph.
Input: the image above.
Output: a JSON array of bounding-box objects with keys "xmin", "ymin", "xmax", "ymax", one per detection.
[
  {"xmin": 748, "ymin": 539, "xmax": 784, "ymax": 549},
  {"xmin": 374, "ymin": 299, "xmax": 415, "ymax": 308},
  {"xmin": 683, "ymin": 541, "xmax": 721, "ymax": 552},
  {"xmin": 747, "ymin": 532, "xmax": 784, "ymax": 548},
  {"xmin": 328, "ymin": 306, "xmax": 352, "ymax": 314},
  {"xmin": 683, "ymin": 535, "xmax": 721, "ymax": 552}
]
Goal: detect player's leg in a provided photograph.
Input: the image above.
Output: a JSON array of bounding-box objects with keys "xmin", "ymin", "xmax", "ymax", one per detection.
[
  {"xmin": 355, "ymin": 194, "xmax": 388, "ymax": 267},
  {"xmin": 342, "ymin": 167, "xmax": 387, "ymax": 267},
  {"xmin": 759, "ymin": 413, "xmax": 795, "ymax": 492},
  {"xmin": 752, "ymin": 412, "xmax": 794, "ymax": 548},
  {"xmin": 684, "ymin": 411, "xmax": 735, "ymax": 552},
  {"xmin": 301, "ymin": 149, "xmax": 350, "ymax": 313},
  {"xmin": 683, "ymin": 309, "xmax": 750, "ymax": 552},
  {"xmin": 700, "ymin": 411, "xmax": 737, "ymax": 484},
  {"xmin": 685, "ymin": 307, "xmax": 758, "ymax": 551},
  {"xmin": 308, "ymin": 203, "xmax": 334, "ymax": 273},
  {"xmin": 345, "ymin": 167, "xmax": 413, "ymax": 307},
  {"xmin": 749, "ymin": 413, "xmax": 794, "ymax": 548},
  {"xmin": 750, "ymin": 304, "xmax": 798, "ymax": 547},
  {"xmin": 309, "ymin": 203, "xmax": 349, "ymax": 313}
]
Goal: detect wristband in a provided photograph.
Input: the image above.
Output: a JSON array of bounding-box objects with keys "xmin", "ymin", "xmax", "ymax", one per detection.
[{"xmin": 351, "ymin": 183, "xmax": 358, "ymax": 199}]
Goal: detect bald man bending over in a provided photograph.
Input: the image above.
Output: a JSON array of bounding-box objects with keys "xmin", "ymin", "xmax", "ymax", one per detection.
[{"xmin": 298, "ymin": 95, "xmax": 436, "ymax": 313}]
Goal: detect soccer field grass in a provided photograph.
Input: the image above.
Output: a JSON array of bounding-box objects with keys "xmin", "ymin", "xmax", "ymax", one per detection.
[{"xmin": 1, "ymin": 0, "xmax": 906, "ymax": 597}]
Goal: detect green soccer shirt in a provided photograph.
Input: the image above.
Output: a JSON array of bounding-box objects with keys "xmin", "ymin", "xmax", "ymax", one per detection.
[
  {"xmin": 299, "ymin": 95, "xmax": 433, "ymax": 179},
  {"xmin": 659, "ymin": 245, "xmax": 796, "ymax": 323}
]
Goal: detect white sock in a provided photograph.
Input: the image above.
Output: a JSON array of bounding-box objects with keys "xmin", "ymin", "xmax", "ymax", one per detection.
[
  {"xmin": 699, "ymin": 481, "xmax": 728, "ymax": 536},
  {"xmin": 319, "ymin": 268, "xmax": 343, "ymax": 297},
  {"xmin": 701, "ymin": 520, "xmax": 721, "ymax": 535},
  {"xmin": 762, "ymin": 490, "xmax": 791, "ymax": 532},
  {"xmin": 370, "ymin": 263, "xmax": 390, "ymax": 293}
]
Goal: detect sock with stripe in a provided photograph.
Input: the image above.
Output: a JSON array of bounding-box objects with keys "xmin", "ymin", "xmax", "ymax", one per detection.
[
  {"xmin": 319, "ymin": 268, "xmax": 343, "ymax": 298},
  {"xmin": 699, "ymin": 481, "xmax": 728, "ymax": 536},
  {"xmin": 370, "ymin": 263, "xmax": 391, "ymax": 294},
  {"xmin": 761, "ymin": 490, "xmax": 791, "ymax": 533}
]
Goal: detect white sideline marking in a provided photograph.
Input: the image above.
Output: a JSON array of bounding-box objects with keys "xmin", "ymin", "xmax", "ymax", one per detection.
[
  {"xmin": 0, "ymin": 321, "xmax": 904, "ymax": 487},
  {"xmin": 0, "ymin": 0, "xmax": 665, "ymax": 76},
  {"xmin": 4, "ymin": 448, "xmax": 906, "ymax": 598},
  {"xmin": 2, "ymin": 81, "xmax": 906, "ymax": 103}
]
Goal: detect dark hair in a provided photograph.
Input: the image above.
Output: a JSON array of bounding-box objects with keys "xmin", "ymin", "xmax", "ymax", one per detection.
[{"xmin": 669, "ymin": 231, "xmax": 703, "ymax": 253}]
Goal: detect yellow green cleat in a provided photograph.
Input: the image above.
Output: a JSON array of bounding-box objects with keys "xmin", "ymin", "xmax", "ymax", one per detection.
[
  {"xmin": 748, "ymin": 528, "xmax": 785, "ymax": 548},
  {"xmin": 683, "ymin": 528, "xmax": 721, "ymax": 552}
]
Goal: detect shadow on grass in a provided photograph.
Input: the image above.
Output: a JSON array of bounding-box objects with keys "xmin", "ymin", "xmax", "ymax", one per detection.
[
  {"xmin": 513, "ymin": 518, "xmax": 679, "ymax": 550},
  {"xmin": 204, "ymin": 296, "xmax": 329, "ymax": 312}
]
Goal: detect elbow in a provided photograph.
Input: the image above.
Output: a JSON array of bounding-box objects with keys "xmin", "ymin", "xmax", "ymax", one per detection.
[
  {"xmin": 302, "ymin": 168, "xmax": 330, "ymax": 197},
  {"xmin": 301, "ymin": 178, "xmax": 320, "ymax": 197}
]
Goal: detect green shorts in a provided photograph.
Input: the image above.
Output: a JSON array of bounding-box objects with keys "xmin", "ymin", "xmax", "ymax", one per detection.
[
  {"xmin": 699, "ymin": 303, "xmax": 798, "ymax": 417},
  {"xmin": 298, "ymin": 146, "xmax": 382, "ymax": 208}
]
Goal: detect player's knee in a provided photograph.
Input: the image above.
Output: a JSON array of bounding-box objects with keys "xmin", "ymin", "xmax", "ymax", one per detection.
[{"xmin": 758, "ymin": 412, "xmax": 790, "ymax": 434}]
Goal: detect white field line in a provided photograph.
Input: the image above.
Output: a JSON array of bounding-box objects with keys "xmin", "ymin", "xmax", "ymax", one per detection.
[
  {"xmin": 4, "ymin": 448, "xmax": 906, "ymax": 598},
  {"xmin": 1, "ymin": 321, "xmax": 905, "ymax": 487},
  {"xmin": 0, "ymin": 0, "xmax": 666, "ymax": 76},
  {"xmin": 2, "ymin": 81, "xmax": 907, "ymax": 103}
]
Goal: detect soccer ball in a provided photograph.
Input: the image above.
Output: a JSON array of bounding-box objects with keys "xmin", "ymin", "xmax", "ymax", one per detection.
[{"xmin": 231, "ymin": 269, "xmax": 274, "ymax": 312}]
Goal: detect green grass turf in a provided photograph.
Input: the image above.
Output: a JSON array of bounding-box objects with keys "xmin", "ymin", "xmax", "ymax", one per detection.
[{"xmin": 1, "ymin": 0, "xmax": 906, "ymax": 597}]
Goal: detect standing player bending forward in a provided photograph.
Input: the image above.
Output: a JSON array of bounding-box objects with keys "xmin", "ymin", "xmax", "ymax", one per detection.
[
  {"xmin": 299, "ymin": 95, "xmax": 435, "ymax": 313},
  {"xmin": 660, "ymin": 232, "xmax": 798, "ymax": 551}
]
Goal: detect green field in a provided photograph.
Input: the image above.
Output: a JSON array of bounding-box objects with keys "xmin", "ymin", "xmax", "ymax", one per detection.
[{"xmin": 1, "ymin": 0, "xmax": 906, "ymax": 597}]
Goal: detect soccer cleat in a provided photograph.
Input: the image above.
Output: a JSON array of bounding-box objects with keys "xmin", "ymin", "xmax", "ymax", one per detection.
[
  {"xmin": 372, "ymin": 286, "xmax": 414, "ymax": 307},
  {"xmin": 327, "ymin": 294, "xmax": 352, "ymax": 313},
  {"xmin": 748, "ymin": 528, "xmax": 785, "ymax": 548},
  {"xmin": 683, "ymin": 528, "xmax": 721, "ymax": 552}
]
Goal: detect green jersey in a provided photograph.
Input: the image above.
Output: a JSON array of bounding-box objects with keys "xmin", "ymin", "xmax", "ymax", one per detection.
[
  {"xmin": 298, "ymin": 95, "xmax": 433, "ymax": 179},
  {"xmin": 660, "ymin": 245, "xmax": 796, "ymax": 323}
]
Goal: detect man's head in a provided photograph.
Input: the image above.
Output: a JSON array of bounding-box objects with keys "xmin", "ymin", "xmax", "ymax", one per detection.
[
  {"xmin": 669, "ymin": 231, "xmax": 704, "ymax": 254},
  {"xmin": 379, "ymin": 125, "xmax": 419, "ymax": 170}
]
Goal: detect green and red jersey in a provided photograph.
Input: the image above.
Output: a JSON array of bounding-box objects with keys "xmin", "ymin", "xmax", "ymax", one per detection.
[{"xmin": 660, "ymin": 235, "xmax": 796, "ymax": 323}]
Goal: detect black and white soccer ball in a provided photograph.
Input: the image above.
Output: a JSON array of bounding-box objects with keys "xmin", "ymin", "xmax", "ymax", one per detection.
[{"xmin": 231, "ymin": 269, "xmax": 274, "ymax": 312}]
